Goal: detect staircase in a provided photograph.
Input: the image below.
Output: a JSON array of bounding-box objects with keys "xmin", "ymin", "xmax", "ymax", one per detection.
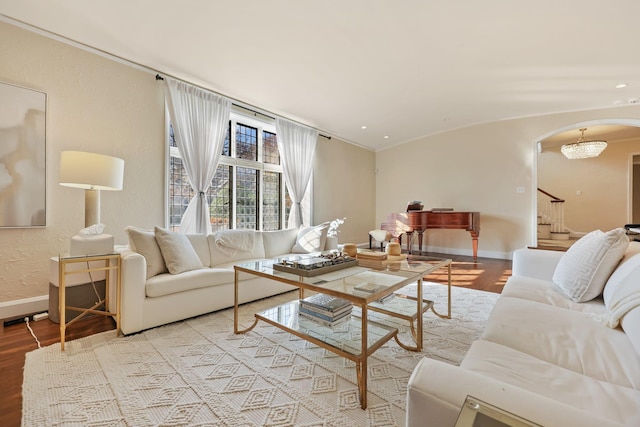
[{"xmin": 537, "ymin": 188, "xmax": 571, "ymax": 242}]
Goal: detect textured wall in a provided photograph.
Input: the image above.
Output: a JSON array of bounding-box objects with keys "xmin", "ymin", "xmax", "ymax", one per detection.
[{"xmin": 0, "ymin": 21, "xmax": 165, "ymax": 302}]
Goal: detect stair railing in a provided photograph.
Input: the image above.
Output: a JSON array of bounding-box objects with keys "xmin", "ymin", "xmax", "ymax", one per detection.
[{"xmin": 537, "ymin": 188, "xmax": 566, "ymax": 234}]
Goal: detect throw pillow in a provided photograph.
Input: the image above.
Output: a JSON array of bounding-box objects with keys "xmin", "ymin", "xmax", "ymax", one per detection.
[
  {"xmin": 125, "ymin": 226, "xmax": 168, "ymax": 279},
  {"xmin": 552, "ymin": 228, "xmax": 629, "ymax": 302},
  {"xmin": 292, "ymin": 223, "xmax": 329, "ymax": 253},
  {"xmin": 154, "ymin": 226, "xmax": 204, "ymax": 274}
]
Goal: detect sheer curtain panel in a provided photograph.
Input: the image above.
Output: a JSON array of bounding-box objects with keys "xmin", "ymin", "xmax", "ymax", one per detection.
[
  {"xmin": 275, "ymin": 118, "xmax": 318, "ymax": 228},
  {"xmin": 164, "ymin": 78, "xmax": 231, "ymax": 234}
]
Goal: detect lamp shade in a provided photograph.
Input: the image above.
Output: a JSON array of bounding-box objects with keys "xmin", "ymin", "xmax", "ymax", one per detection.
[{"xmin": 59, "ymin": 151, "xmax": 124, "ymax": 190}]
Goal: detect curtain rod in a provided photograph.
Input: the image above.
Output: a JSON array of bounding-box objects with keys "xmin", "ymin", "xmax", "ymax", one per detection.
[{"xmin": 156, "ymin": 74, "xmax": 331, "ymax": 140}]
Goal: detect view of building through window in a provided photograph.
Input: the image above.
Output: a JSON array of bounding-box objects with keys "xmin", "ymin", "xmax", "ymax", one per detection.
[{"xmin": 168, "ymin": 111, "xmax": 294, "ymax": 232}]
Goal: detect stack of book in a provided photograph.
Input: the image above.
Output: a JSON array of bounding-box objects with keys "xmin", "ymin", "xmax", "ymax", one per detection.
[
  {"xmin": 298, "ymin": 293, "xmax": 353, "ymax": 326},
  {"xmin": 356, "ymin": 250, "xmax": 408, "ymax": 269}
]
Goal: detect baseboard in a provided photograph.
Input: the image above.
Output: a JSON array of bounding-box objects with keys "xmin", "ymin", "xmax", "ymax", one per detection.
[
  {"xmin": 414, "ymin": 245, "xmax": 512, "ymax": 260},
  {"xmin": 0, "ymin": 295, "xmax": 48, "ymax": 321}
]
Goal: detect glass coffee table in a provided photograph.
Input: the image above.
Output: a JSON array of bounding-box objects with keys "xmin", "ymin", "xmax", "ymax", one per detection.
[{"xmin": 233, "ymin": 254, "xmax": 452, "ymax": 409}]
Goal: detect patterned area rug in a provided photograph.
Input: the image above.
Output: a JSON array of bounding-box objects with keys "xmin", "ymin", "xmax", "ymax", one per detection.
[{"xmin": 22, "ymin": 283, "xmax": 498, "ymax": 426}]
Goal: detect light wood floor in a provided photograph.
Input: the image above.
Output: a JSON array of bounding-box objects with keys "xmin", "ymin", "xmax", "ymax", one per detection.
[{"xmin": 0, "ymin": 252, "xmax": 512, "ymax": 427}]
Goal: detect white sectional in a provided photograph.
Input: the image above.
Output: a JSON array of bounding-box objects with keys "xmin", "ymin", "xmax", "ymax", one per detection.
[
  {"xmin": 117, "ymin": 226, "xmax": 328, "ymax": 335},
  {"xmin": 407, "ymin": 231, "xmax": 640, "ymax": 427}
]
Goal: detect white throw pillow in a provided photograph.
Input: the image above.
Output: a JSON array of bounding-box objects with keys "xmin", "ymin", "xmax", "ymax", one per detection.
[
  {"xmin": 552, "ymin": 228, "xmax": 629, "ymax": 302},
  {"xmin": 154, "ymin": 226, "xmax": 204, "ymax": 274},
  {"xmin": 125, "ymin": 226, "xmax": 167, "ymax": 279},
  {"xmin": 292, "ymin": 224, "xmax": 329, "ymax": 253}
]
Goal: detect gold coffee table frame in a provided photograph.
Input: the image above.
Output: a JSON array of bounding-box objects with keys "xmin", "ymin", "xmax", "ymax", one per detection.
[{"xmin": 233, "ymin": 255, "xmax": 452, "ymax": 409}]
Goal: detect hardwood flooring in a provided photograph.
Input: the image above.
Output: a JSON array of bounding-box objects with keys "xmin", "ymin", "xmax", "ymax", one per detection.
[{"xmin": 0, "ymin": 253, "xmax": 511, "ymax": 427}]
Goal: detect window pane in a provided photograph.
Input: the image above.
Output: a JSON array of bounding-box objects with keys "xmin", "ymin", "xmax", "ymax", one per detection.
[
  {"xmin": 170, "ymin": 124, "xmax": 177, "ymax": 147},
  {"xmin": 236, "ymin": 123, "xmax": 257, "ymax": 160},
  {"xmin": 222, "ymin": 121, "xmax": 231, "ymax": 156},
  {"xmin": 263, "ymin": 131, "xmax": 280, "ymax": 165},
  {"xmin": 285, "ymin": 185, "xmax": 292, "ymax": 227},
  {"xmin": 236, "ymin": 167, "xmax": 258, "ymax": 229},
  {"xmin": 169, "ymin": 156, "xmax": 194, "ymax": 232},
  {"xmin": 263, "ymin": 171, "xmax": 281, "ymax": 231},
  {"xmin": 210, "ymin": 164, "xmax": 232, "ymax": 231}
]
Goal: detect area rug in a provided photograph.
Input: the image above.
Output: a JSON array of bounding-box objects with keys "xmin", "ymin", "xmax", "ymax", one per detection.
[{"xmin": 22, "ymin": 283, "xmax": 499, "ymax": 427}]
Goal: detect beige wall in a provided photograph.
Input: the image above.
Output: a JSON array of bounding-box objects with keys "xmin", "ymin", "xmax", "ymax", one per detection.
[
  {"xmin": 313, "ymin": 137, "xmax": 376, "ymax": 245},
  {"xmin": 376, "ymin": 107, "xmax": 640, "ymax": 259},
  {"xmin": 0, "ymin": 22, "xmax": 166, "ymax": 304},
  {"xmin": 0, "ymin": 21, "xmax": 375, "ymax": 304},
  {"xmin": 538, "ymin": 137, "xmax": 640, "ymax": 233}
]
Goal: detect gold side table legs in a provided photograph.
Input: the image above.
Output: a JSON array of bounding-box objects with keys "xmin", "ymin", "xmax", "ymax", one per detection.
[{"xmin": 58, "ymin": 253, "xmax": 121, "ymax": 351}]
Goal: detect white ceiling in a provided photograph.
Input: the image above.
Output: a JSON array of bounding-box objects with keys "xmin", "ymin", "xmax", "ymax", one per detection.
[{"xmin": 3, "ymin": 0, "xmax": 640, "ymax": 151}]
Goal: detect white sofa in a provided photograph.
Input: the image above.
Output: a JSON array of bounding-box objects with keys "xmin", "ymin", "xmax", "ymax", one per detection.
[
  {"xmin": 407, "ymin": 231, "xmax": 640, "ymax": 427},
  {"xmin": 117, "ymin": 226, "xmax": 329, "ymax": 335}
]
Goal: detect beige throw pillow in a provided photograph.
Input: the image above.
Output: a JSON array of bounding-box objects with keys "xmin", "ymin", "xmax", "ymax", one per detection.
[
  {"xmin": 552, "ymin": 228, "xmax": 629, "ymax": 302},
  {"xmin": 154, "ymin": 226, "xmax": 203, "ymax": 274},
  {"xmin": 125, "ymin": 226, "xmax": 167, "ymax": 279},
  {"xmin": 292, "ymin": 223, "xmax": 329, "ymax": 253}
]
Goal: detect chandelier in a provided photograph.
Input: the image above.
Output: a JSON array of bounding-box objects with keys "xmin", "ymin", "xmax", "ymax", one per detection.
[{"xmin": 561, "ymin": 128, "xmax": 607, "ymax": 159}]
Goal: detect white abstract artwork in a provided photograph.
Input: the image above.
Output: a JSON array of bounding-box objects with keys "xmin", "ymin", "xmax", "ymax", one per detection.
[{"xmin": 0, "ymin": 82, "xmax": 46, "ymax": 227}]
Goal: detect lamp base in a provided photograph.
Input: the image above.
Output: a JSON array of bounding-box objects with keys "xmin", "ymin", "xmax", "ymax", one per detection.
[{"xmin": 85, "ymin": 188, "xmax": 100, "ymax": 228}]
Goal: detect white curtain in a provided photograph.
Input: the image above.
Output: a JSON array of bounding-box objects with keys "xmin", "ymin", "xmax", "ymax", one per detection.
[
  {"xmin": 164, "ymin": 78, "xmax": 231, "ymax": 234},
  {"xmin": 276, "ymin": 117, "xmax": 318, "ymax": 228}
]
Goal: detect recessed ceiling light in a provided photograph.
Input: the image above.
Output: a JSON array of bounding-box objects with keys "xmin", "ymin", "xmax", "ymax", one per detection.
[
  {"xmin": 384, "ymin": 136, "xmax": 390, "ymax": 139},
  {"xmin": 616, "ymin": 83, "xmax": 628, "ymax": 89},
  {"xmin": 361, "ymin": 125, "xmax": 367, "ymax": 129}
]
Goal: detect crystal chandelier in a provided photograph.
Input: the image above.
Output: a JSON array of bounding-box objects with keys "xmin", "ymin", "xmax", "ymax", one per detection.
[{"xmin": 561, "ymin": 128, "xmax": 607, "ymax": 159}]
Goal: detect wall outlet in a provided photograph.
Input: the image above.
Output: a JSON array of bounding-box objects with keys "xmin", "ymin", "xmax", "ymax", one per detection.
[{"xmin": 516, "ymin": 186, "xmax": 525, "ymax": 193}]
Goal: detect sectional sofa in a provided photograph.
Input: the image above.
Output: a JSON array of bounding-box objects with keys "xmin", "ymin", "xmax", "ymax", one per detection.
[
  {"xmin": 117, "ymin": 225, "xmax": 329, "ymax": 335},
  {"xmin": 407, "ymin": 228, "xmax": 640, "ymax": 426}
]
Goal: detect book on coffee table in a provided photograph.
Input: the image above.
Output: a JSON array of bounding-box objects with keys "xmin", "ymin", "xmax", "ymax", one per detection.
[
  {"xmin": 353, "ymin": 282, "xmax": 388, "ymax": 294},
  {"xmin": 299, "ymin": 300, "xmax": 353, "ymax": 317},
  {"xmin": 299, "ymin": 304, "xmax": 352, "ymax": 322},
  {"xmin": 357, "ymin": 254, "xmax": 408, "ymax": 269},
  {"xmin": 300, "ymin": 293, "xmax": 352, "ymax": 312},
  {"xmin": 299, "ymin": 309, "xmax": 351, "ymax": 326},
  {"xmin": 356, "ymin": 250, "xmax": 388, "ymax": 260}
]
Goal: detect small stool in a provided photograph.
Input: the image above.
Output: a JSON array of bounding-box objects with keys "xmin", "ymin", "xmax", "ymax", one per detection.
[{"xmin": 369, "ymin": 229, "xmax": 392, "ymax": 251}]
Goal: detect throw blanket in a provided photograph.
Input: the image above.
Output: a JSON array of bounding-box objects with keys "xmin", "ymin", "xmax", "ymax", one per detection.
[
  {"xmin": 214, "ymin": 229, "xmax": 255, "ymax": 257},
  {"xmin": 594, "ymin": 274, "xmax": 640, "ymax": 328}
]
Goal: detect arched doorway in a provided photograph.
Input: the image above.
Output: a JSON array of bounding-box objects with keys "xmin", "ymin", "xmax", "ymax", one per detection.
[{"xmin": 533, "ymin": 119, "xmax": 640, "ymax": 246}]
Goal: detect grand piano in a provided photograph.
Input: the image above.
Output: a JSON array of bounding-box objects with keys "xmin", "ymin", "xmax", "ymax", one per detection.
[{"xmin": 383, "ymin": 210, "xmax": 480, "ymax": 259}]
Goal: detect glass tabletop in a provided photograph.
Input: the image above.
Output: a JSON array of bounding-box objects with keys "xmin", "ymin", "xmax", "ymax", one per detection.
[{"xmin": 235, "ymin": 253, "xmax": 451, "ymax": 302}]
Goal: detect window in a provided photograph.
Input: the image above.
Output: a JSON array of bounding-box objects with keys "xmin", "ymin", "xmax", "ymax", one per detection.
[{"xmin": 168, "ymin": 109, "xmax": 301, "ymax": 232}]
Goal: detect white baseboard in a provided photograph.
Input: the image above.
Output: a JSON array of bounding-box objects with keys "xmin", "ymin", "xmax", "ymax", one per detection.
[
  {"xmin": 413, "ymin": 245, "xmax": 512, "ymax": 260},
  {"xmin": 0, "ymin": 295, "xmax": 48, "ymax": 320}
]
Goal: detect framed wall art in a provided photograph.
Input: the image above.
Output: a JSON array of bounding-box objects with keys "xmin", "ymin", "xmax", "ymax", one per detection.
[{"xmin": 0, "ymin": 81, "xmax": 46, "ymax": 227}]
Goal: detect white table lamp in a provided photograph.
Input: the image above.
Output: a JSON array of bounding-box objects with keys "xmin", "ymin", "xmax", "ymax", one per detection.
[{"xmin": 59, "ymin": 151, "xmax": 124, "ymax": 227}]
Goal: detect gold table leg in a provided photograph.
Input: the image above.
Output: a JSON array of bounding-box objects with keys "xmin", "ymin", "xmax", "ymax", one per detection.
[
  {"xmin": 429, "ymin": 263, "xmax": 452, "ymax": 319},
  {"xmin": 234, "ymin": 269, "xmax": 258, "ymax": 334}
]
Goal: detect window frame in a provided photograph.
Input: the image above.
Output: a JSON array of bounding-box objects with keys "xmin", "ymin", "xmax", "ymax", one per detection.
[{"xmin": 165, "ymin": 106, "xmax": 311, "ymax": 231}]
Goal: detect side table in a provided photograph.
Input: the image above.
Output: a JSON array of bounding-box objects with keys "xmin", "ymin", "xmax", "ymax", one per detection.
[{"xmin": 57, "ymin": 253, "xmax": 121, "ymax": 350}]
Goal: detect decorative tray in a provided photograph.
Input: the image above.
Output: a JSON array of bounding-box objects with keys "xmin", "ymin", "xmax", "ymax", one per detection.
[{"xmin": 272, "ymin": 255, "xmax": 358, "ymax": 277}]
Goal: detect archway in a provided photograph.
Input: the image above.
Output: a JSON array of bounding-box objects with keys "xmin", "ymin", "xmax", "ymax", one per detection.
[{"xmin": 532, "ymin": 118, "xmax": 640, "ymax": 246}]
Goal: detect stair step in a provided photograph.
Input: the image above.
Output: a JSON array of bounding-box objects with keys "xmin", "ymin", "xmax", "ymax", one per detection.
[{"xmin": 550, "ymin": 231, "xmax": 570, "ymax": 241}]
